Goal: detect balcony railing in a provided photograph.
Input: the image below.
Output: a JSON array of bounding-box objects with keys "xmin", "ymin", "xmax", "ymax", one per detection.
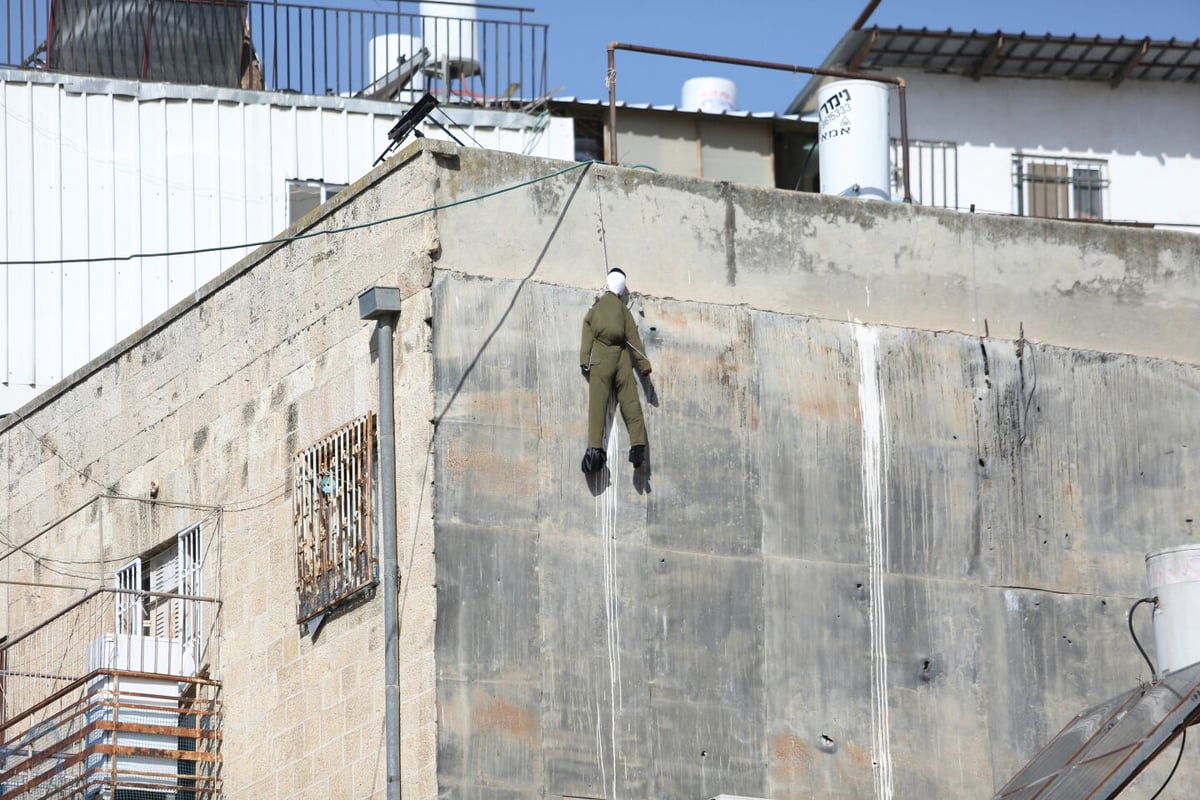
[
  {"xmin": 0, "ymin": 588, "xmax": 222, "ymax": 799},
  {"xmin": 1, "ymin": 0, "xmax": 549, "ymax": 107}
]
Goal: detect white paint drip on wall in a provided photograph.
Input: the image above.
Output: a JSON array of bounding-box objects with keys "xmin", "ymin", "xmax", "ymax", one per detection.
[
  {"xmin": 594, "ymin": 399, "xmax": 624, "ymax": 797},
  {"xmin": 855, "ymin": 323, "xmax": 894, "ymax": 800}
]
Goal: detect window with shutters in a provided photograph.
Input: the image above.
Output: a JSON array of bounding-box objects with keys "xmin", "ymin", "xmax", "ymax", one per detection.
[
  {"xmin": 115, "ymin": 523, "xmax": 203, "ymax": 657},
  {"xmin": 1013, "ymin": 155, "xmax": 1108, "ymax": 221}
]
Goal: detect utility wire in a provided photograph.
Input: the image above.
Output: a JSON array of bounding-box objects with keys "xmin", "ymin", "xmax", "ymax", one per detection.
[
  {"xmin": 6, "ymin": 409, "xmax": 110, "ymax": 493},
  {"xmin": 1, "ymin": 159, "xmax": 593, "ymax": 268},
  {"xmin": 1129, "ymin": 596, "xmax": 1158, "ymax": 681},
  {"xmin": 434, "ymin": 105, "xmax": 484, "ymax": 149},
  {"xmin": 1148, "ymin": 728, "xmax": 1186, "ymax": 800}
]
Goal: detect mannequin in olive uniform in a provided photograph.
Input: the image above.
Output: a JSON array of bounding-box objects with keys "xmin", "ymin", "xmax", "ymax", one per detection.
[{"xmin": 579, "ymin": 268, "xmax": 652, "ymax": 473}]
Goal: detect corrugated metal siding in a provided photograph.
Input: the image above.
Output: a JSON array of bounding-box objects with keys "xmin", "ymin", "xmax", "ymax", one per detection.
[{"xmin": 1, "ymin": 78, "xmax": 573, "ymax": 412}]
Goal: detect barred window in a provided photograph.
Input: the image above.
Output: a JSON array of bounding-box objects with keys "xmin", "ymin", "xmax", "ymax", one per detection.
[
  {"xmin": 294, "ymin": 413, "xmax": 377, "ymax": 626},
  {"xmin": 1014, "ymin": 155, "xmax": 1108, "ymax": 221}
]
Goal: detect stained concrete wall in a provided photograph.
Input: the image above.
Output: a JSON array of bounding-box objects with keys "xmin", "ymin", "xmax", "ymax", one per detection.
[
  {"xmin": 427, "ymin": 147, "xmax": 1200, "ymax": 368},
  {"xmin": 431, "ymin": 273, "xmax": 1200, "ymax": 799},
  {"xmin": 425, "ymin": 146, "xmax": 1200, "ymax": 798}
]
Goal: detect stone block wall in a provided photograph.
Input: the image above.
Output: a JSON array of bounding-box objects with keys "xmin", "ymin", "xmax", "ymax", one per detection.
[{"xmin": 0, "ymin": 146, "xmax": 443, "ymax": 799}]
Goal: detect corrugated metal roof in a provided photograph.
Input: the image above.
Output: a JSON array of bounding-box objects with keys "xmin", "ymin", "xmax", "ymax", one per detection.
[
  {"xmin": 788, "ymin": 26, "xmax": 1200, "ymax": 113},
  {"xmin": 551, "ymin": 96, "xmax": 803, "ymax": 122},
  {"xmin": 857, "ymin": 27, "xmax": 1200, "ymax": 82}
]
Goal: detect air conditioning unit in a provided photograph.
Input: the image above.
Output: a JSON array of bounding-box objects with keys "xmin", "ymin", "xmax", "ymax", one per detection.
[{"xmin": 84, "ymin": 635, "xmax": 197, "ymax": 799}]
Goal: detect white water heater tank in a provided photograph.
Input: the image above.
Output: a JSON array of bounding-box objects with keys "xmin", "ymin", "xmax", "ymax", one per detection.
[
  {"xmin": 420, "ymin": 1, "xmax": 481, "ymax": 77},
  {"xmin": 817, "ymin": 79, "xmax": 890, "ymax": 200},
  {"xmin": 681, "ymin": 77, "xmax": 737, "ymax": 113},
  {"xmin": 1146, "ymin": 545, "xmax": 1200, "ymax": 674}
]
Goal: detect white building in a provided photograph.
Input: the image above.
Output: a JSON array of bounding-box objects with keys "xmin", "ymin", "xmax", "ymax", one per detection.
[
  {"xmin": 789, "ymin": 27, "xmax": 1200, "ymax": 230},
  {"xmin": 0, "ymin": 1, "xmax": 572, "ymax": 414}
]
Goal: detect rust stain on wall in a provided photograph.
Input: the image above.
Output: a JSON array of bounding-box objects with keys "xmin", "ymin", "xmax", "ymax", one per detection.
[
  {"xmin": 770, "ymin": 734, "xmax": 813, "ymax": 783},
  {"xmin": 472, "ymin": 694, "xmax": 538, "ymax": 738}
]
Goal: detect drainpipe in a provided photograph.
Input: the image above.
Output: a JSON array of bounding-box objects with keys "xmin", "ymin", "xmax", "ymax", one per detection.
[{"xmin": 358, "ymin": 286, "xmax": 403, "ymax": 800}]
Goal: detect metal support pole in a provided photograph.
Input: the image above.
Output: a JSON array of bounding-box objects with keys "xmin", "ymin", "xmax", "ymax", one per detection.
[
  {"xmin": 607, "ymin": 44, "xmax": 618, "ymax": 164},
  {"xmin": 359, "ymin": 286, "xmax": 403, "ymax": 800}
]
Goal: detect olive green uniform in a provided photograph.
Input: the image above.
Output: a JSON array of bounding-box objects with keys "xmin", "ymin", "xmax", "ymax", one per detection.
[{"xmin": 580, "ymin": 291, "xmax": 652, "ymax": 449}]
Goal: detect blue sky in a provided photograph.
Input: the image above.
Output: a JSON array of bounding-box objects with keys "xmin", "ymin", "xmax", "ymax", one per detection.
[{"xmin": 529, "ymin": 0, "xmax": 1200, "ymax": 112}]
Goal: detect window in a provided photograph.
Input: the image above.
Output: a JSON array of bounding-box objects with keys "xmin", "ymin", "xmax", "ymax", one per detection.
[
  {"xmin": 294, "ymin": 413, "xmax": 377, "ymax": 626},
  {"xmin": 891, "ymin": 139, "xmax": 959, "ymax": 209},
  {"xmin": 1014, "ymin": 156, "xmax": 1108, "ymax": 221},
  {"xmin": 115, "ymin": 524, "xmax": 203, "ymax": 645},
  {"xmin": 287, "ymin": 180, "xmax": 348, "ymax": 225}
]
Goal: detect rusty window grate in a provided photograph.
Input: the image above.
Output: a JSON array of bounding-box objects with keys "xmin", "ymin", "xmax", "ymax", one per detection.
[{"xmin": 294, "ymin": 412, "xmax": 377, "ymax": 624}]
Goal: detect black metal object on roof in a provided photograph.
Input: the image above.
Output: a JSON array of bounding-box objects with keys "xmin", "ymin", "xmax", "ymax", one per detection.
[
  {"xmin": 373, "ymin": 92, "xmax": 440, "ymax": 165},
  {"xmin": 993, "ymin": 659, "xmax": 1200, "ymax": 800}
]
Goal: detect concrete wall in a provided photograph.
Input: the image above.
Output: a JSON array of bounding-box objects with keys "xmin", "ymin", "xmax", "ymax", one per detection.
[
  {"xmin": 430, "ymin": 273, "xmax": 1200, "ymax": 799},
  {"xmin": 422, "ymin": 147, "xmax": 1200, "ymax": 797},
  {"xmin": 429, "ymin": 147, "xmax": 1200, "ymax": 367},
  {"xmin": 613, "ymin": 110, "xmax": 776, "ymax": 185},
  {"xmin": 0, "ymin": 145, "xmax": 444, "ymax": 798}
]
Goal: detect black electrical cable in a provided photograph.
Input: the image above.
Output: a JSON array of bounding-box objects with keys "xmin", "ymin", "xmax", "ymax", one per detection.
[
  {"xmin": 1148, "ymin": 728, "xmax": 1186, "ymax": 800},
  {"xmin": 1129, "ymin": 596, "xmax": 1158, "ymax": 680}
]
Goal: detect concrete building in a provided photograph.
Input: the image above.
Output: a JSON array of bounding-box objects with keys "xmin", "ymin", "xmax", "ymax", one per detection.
[
  {"xmin": 549, "ymin": 98, "xmax": 817, "ymax": 192},
  {"xmin": 789, "ymin": 25, "xmax": 1200, "ymax": 230},
  {"xmin": 2, "ymin": 139, "xmax": 1199, "ymax": 798}
]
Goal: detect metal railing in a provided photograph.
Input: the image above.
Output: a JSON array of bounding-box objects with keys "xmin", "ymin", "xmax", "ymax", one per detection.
[
  {"xmin": 2, "ymin": 0, "xmax": 549, "ymax": 106},
  {"xmin": 0, "ymin": 670, "xmax": 222, "ymax": 800},
  {"xmin": 0, "ymin": 588, "xmax": 223, "ymax": 799}
]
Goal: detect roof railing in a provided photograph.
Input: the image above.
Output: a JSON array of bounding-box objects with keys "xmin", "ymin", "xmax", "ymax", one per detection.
[{"xmin": 2, "ymin": 0, "xmax": 549, "ymax": 107}]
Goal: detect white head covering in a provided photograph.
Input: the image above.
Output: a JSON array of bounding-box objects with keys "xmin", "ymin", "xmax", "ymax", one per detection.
[{"xmin": 606, "ymin": 268, "xmax": 627, "ymax": 296}]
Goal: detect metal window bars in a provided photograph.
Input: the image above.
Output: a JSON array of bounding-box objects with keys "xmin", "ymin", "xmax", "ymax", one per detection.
[
  {"xmin": 891, "ymin": 138, "xmax": 959, "ymax": 209},
  {"xmin": 1013, "ymin": 155, "xmax": 1109, "ymax": 221},
  {"xmin": 293, "ymin": 411, "xmax": 377, "ymax": 625}
]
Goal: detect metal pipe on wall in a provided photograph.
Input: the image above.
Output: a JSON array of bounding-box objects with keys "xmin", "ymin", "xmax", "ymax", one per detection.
[{"xmin": 359, "ymin": 286, "xmax": 404, "ymax": 800}]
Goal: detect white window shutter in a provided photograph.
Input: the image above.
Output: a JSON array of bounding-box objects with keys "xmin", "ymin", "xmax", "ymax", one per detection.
[
  {"xmin": 115, "ymin": 558, "xmax": 143, "ymax": 635},
  {"xmin": 147, "ymin": 548, "xmax": 177, "ymax": 639},
  {"xmin": 177, "ymin": 524, "xmax": 203, "ymax": 649}
]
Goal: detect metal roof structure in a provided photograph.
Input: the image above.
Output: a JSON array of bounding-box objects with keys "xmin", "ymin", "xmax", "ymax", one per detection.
[
  {"xmin": 788, "ymin": 26, "xmax": 1200, "ymax": 113},
  {"xmin": 551, "ymin": 96, "xmax": 805, "ymax": 123},
  {"xmin": 993, "ymin": 660, "xmax": 1200, "ymax": 800}
]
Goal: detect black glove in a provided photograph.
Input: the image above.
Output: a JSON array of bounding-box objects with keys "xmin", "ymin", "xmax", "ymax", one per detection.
[{"xmin": 580, "ymin": 365, "xmax": 590, "ymax": 379}]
